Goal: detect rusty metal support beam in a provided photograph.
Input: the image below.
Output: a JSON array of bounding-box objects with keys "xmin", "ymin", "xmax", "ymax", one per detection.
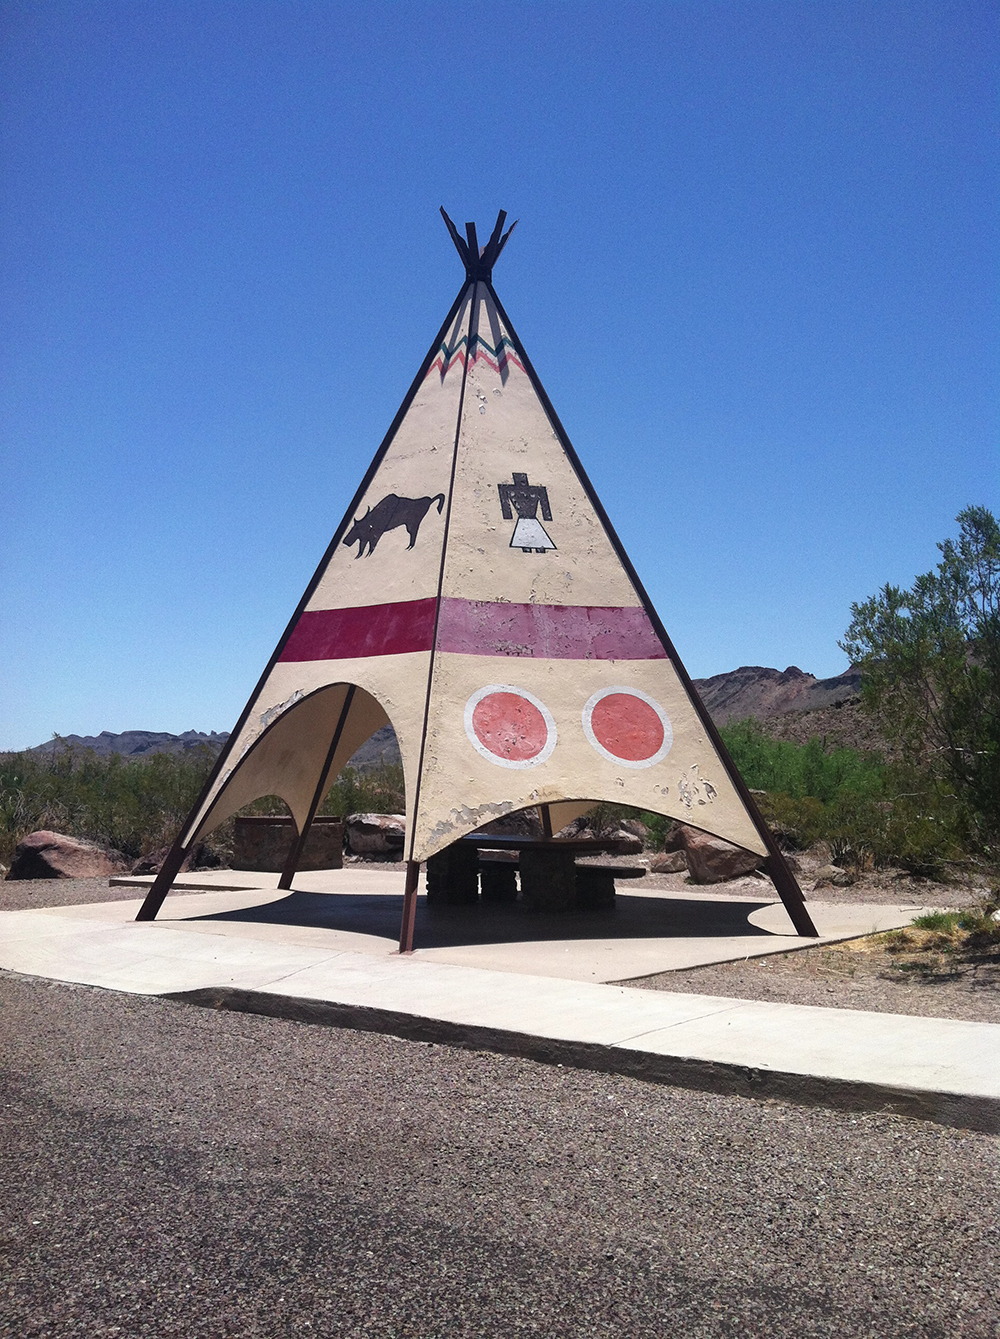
[
  {"xmin": 399, "ymin": 859, "xmax": 421, "ymax": 954},
  {"xmin": 135, "ymin": 836, "xmax": 189, "ymax": 922}
]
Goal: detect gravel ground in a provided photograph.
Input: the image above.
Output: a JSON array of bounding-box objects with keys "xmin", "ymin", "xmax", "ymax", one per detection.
[
  {"xmin": 0, "ymin": 878, "xmax": 206, "ymax": 912},
  {"xmin": 626, "ymin": 938, "xmax": 1000, "ymax": 1024},
  {"xmin": 627, "ymin": 871, "xmax": 1000, "ymax": 1024},
  {"xmin": 2, "ymin": 974, "xmax": 998, "ymax": 1338},
  {"xmin": 642, "ymin": 868, "xmax": 986, "ymax": 909},
  {"xmin": 629, "ymin": 871, "xmax": 1000, "ymax": 1023}
]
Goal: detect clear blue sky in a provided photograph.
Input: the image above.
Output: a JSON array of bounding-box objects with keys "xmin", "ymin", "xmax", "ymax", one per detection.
[{"xmin": 1, "ymin": 1, "xmax": 996, "ymax": 750}]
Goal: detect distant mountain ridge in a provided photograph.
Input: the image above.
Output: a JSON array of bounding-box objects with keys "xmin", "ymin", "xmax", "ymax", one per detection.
[
  {"xmin": 29, "ymin": 729, "xmax": 230, "ymax": 759},
  {"xmin": 26, "ymin": 724, "xmax": 400, "ymax": 771},
  {"xmin": 692, "ymin": 664, "xmax": 861, "ymax": 725},
  {"xmin": 23, "ymin": 664, "xmax": 863, "ymax": 763}
]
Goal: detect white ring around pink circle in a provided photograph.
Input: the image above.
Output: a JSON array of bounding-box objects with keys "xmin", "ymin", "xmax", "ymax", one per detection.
[
  {"xmin": 582, "ymin": 686, "xmax": 673, "ymax": 769},
  {"xmin": 464, "ymin": 684, "xmax": 557, "ymax": 770}
]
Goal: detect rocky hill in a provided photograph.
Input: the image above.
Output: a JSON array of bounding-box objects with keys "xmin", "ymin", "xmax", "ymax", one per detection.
[
  {"xmin": 691, "ymin": 664, "xmax": 861, "ymax": 725},
  {"xmin": 23, "ymin": 664, "xmax": 870, "ymax": 764},
  {"xmin": 751, "ymin": 700, "xmax": 888, "ymax": 755},
  {"xmin": 690, "ymin": 664, "xmax": 880, "ymax": 754}
]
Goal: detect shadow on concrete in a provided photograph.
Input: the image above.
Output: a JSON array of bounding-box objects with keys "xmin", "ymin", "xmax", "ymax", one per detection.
[{"xmin": 187, "ymin": 890, "xmax": 776, "ymax": 947}]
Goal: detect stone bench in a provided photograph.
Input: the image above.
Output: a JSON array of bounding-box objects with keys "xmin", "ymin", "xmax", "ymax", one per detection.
[
  {"xmin": 425, "ymin": 843, "xmax": 480, "ymax": 905},
  {"xmin": 426, "ymin": 847, "xmax": 520, "ymax": 905},
  {"xmin": 573, "ymin": 861, "xmax": 645, "ymax": 910}
]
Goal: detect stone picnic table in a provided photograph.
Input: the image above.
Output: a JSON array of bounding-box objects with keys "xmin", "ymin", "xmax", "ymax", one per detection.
[{"xmin": 425, "ymin": 833, "xmax": 645, "ymax": 912}]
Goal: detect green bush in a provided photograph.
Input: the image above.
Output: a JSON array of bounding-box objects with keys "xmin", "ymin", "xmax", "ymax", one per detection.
[
  {"xmin": 824, "ymin": 781, "xmax": 964, "ymax": 876},
  {"xmin": 719, "ymin": 718, "xmax": 885, "ymax": 803},
  {"xmin": 719, "ymin": 721, "xmax": 968, "ymax": 875},
  {"xmin": 0, "ymin": 743, "xmax": 217, "ymax": 864},
  {"xmin": 320, "ymin": 763, "xmax": 405, "ymax": 818},
  {"xmin": 752, "ymin": 792, "xmax": 829, "ymax": 851},
  {"xmin": 841, "ymin": 506, "xmax": 1000, "ymax": 847}
]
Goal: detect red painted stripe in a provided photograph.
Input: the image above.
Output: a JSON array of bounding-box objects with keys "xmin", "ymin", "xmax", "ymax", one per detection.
[
  {"xmin": 279, "ymin": 598, "xmax": 437, "ymax": 661},
  {"xmin": 437, "ymin": 598, "xmax": 666, "ymax": 660},
  {"xmin": 279, "ymin": 598, "xmax": 666, "ymax": 663}
]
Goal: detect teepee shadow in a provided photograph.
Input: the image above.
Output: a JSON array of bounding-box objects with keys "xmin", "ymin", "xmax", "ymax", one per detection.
[{"xmin": 187, "ymin": 888, "xmax": 777, "ymax": 948}]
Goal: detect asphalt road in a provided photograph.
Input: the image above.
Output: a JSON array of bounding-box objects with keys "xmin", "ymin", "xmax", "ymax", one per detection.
[{"xmin": 2, "ymin": 973, "xmax": 998, "ymax": 1338}]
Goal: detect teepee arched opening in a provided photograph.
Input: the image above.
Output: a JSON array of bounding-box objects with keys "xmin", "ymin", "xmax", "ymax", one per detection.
[{"xmin": 137, "ymin": 682, "xmax": 396, "ymax": 917}]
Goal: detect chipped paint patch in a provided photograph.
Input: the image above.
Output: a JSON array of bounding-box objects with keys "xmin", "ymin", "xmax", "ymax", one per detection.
[
  {"xmin": 677, "ymin": 765, "xmax": 718, "ymax": 810},
  {"xmin": 207, "ymin": 688, "xmax": 309, "ymax": 801},
  {"xmin": 259, "ymin": 689, "xmax": 305, "ymax": 734},
  {"xmin": 425, "ymin": 798, "xmax": 521, "ymax": 851}
]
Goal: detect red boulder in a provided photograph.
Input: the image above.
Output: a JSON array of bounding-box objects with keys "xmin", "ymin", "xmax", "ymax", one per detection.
[
  {"xmin": 8, "ymin": 830, "xmax": 128, "ymax": 880},
  {"xmin": 679, "ymin": 826, "xmax": 764, "ymax": 884}
]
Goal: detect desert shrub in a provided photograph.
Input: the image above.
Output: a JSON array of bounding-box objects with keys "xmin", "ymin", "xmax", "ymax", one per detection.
[
  {"xmin": 320, "ymin": 762, "xmax": 406, "ymax": 817},
  {"xmin": 752, "ymin": 793, "xmax": 829, "ymax": 851},
  {"xmin": 822, "ymin": 781, "xmax": 965, "ymax": 876},
  {"xmin": 575, "ymin": 802, "xmax": 632, "ymax": 839},
  {"xmin": 0, "ymin": 743, "xmax": 217, "ymax": 864},
  {"xmin": 0, "ymin": 745, "xmax": 407, "ymax": 869},
  {"xmin": 841, "ymin": 506, "xmax": 1000, "ymax": 847},
  {"xmin": 755, "ymin": 774, "xmax": 964, "ymax": 875},
  {"xmin": 568, "ymin": 802, "xmax": 673, "ymax": 849},
  {"xmin": 720, "ymin": 718, "xmax": 885, "ymax": 803},
  {"xmin": 721, "ymin": 722, "xmax": 968, "ymax": 874},
  {"xmin": 637, "ymin": 811, "xmax": 675, "ymax": 850}
]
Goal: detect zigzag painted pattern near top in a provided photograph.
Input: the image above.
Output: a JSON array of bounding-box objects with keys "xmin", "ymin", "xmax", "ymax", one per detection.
[{"xmin": 426, "ymin": 332, "xmax": 525, "ymax": 381}]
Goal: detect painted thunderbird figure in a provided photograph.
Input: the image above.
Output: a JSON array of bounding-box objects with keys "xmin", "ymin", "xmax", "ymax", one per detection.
[{"xmin": 498, "ymin": 472, "xmax": 556, "ymax": 552}]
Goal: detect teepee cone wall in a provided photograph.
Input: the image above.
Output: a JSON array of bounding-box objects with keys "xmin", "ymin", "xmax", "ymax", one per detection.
[{"xmin": 137, "ymin": 211, "xmax": 816, "ymax": 939}]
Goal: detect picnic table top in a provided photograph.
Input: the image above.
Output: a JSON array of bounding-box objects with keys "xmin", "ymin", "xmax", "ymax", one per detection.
[{"xmin": 457, "ymin": 833, "xmax": 620, "ymax": 852}]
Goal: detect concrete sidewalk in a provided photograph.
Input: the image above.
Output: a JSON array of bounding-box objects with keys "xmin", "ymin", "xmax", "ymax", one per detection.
[{"xmin": 1, "ymin": 887, "xmax": 997, "ymax": 1133}]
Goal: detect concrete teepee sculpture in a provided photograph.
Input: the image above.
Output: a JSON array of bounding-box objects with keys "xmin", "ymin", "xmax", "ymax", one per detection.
[{"xmin": 138, "ymin": 210, "xmax": 817, "ymax": 944}]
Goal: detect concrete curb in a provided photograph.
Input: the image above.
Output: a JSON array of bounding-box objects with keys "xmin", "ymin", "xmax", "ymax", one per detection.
[{"xmin": 165, "ymin": 985, "xmax": 1000, "ymax": 1135}]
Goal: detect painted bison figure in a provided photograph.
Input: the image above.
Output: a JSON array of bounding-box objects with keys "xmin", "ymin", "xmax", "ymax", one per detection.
[{"xmin": 342, "ymin": 492, "xmax": 446, "ymax": 557}]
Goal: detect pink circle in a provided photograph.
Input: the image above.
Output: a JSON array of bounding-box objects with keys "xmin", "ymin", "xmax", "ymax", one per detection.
[
  {"xmin": 472, "ymin": 691, "xmax": 548, "ymax": 763},
  {"xmin": 590, "ymin": 692, "xmax": 665, "ymax": 763}
]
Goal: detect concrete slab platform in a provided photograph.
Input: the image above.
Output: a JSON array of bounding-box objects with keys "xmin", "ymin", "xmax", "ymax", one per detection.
[
  {"xmin": 109, "ymin": 867, "xmax": 931, "ymax": 982},
  {"xmin": 1, "ymin": 891, "xmax": 997, "ymax": 1132}
]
